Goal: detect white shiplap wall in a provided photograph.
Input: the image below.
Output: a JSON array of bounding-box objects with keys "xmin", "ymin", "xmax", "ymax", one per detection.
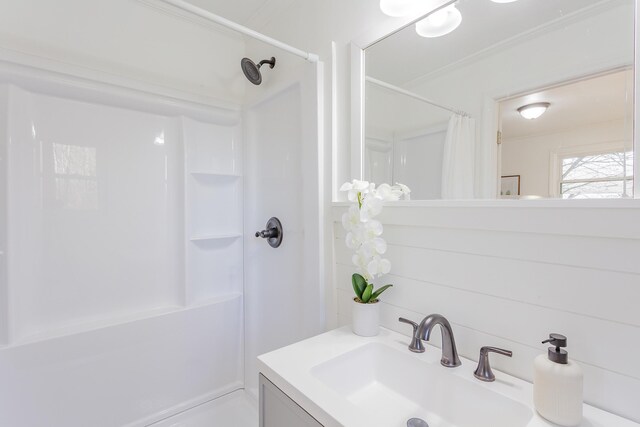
[{"xmin": 332, "ymin": 202, "xmax": 640, "ymax": 423}]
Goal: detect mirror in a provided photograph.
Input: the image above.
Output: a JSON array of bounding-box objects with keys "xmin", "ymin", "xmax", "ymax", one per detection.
[{"xmin": 363, "ymin": 0, "xmax": 635, "ymax": 200}]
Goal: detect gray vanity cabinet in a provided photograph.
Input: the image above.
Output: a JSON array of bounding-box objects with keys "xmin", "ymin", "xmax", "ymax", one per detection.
[{"xmin": 259, "ymin": 374, "xmax": 323, "ymax": 427}]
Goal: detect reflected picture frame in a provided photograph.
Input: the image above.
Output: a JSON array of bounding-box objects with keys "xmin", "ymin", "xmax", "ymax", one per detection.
[{"xmin": 501, "ymin": 175, "xmax": 521, "ymax": 198}]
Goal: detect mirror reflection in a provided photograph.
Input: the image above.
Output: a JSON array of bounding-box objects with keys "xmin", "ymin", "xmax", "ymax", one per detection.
[{"xmin": 364, "ymin": 0, "xmax": 635, "ymax": 200}]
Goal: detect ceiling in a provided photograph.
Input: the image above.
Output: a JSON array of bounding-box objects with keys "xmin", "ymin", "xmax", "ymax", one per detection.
[
  {"xmin": 500, "ymin": 69, "xmax": 634, "ymax": 139},
  {"xmin": 366, "ymin": 0, "xmax": 627, "ymax": 86},
  {"xmin": 183, "ymin": 0, "xmax": 292, "ymax": 27}
]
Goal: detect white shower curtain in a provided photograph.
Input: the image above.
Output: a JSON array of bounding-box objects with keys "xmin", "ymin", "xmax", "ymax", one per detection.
[{"xmin": 441, "ymin": 114, "xmax": 476, "ymax": 199}]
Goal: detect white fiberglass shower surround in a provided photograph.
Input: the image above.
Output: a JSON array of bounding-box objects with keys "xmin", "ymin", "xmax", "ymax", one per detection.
[{"xmin": 0, "ymin": 2, "xmax": 324, "ymax": 426}]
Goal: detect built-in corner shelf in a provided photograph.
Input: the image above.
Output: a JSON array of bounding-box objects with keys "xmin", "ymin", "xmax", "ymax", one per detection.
[
  {"xmin": 189, "ymin": 233, "xmax": 242, "ymax": 242},
  {"xmin": 183, "ymin": 117, "xmax": 243, "ymax": 307}
]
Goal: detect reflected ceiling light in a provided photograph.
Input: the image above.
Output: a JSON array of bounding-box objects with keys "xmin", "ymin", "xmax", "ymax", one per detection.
[
  {"xmin": 415, "ymin": 5, "xmax": 462, "ymax": 38},
  {"xmin": 517, "ymin": 102, "xmax": 550, "ymax": 120},
  {"xmin": 491, "ymin": 0, "xmax": 520, "ymax": 3},
  {"xmin": 379, "ymin": 0, "xmax": 421, "ymax": 17}
]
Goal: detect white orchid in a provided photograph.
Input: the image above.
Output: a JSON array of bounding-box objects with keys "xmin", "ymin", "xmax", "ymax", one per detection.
[
  {"xmin": 367, "ymin": 256, "xmax": 391, "ymax": 277},
  {"xmin": 363, "ymin": 219, "xmax": 383, "ymax": 238},
  {"xmin": 339, "ymin": 179, "xmax": 372, "ymax": 204},
  {"xmin": 340, "ymin": 180, "xmax": 410, "ymax": 303},
  {"xmin": 359, "ymin": 196, "xmax": 383, "ymax": 222},
  {"xmin": 352, "ymin": 250, "xmax": 372, "ymax": 281},
  {"xmin": 341, "ymin": 205, "xmax": 360, "ymax": 231},
  {"xmin": 374, "ymin": 183, "xmax": 401, "ymax": 201},
  {"xmin": 360, "ymin": 237, "xmax": 387, "ymax": 258},
  {"xmin": 396, "ymin": 183, "xmax": 411, "ymax": 200}
]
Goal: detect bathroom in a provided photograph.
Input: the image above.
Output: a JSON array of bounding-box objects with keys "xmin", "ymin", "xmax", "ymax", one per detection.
[{"xmin": 0, "ymin": 0, "xmax": 638, "ymax": 426}]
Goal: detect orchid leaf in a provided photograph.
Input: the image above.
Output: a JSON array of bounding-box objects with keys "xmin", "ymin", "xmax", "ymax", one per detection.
[
  {"xmin": 352, "ymin": 273, "xmax": 367, "ymax": 299},
  {"xmin": 371, "ymin": 284, "xmax": 393, "ymax": 301},
  {"xmin": 361, "ymin": 284, "xmax": 373, "ymax": 303}
]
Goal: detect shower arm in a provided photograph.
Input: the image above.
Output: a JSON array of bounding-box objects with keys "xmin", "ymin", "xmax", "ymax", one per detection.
[{"xmin": 257, "ymin": 58, "xmax": 276, "ymax": 69}]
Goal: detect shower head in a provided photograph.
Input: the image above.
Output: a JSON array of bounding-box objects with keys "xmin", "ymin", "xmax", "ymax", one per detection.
[{"xmin": 241, "ymin": 57, "xmax": 276, "ymax": 85}]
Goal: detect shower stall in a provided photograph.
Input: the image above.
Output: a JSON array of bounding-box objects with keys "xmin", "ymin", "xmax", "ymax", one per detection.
[{"xmin": 0, "ymin": 1, "xmax": 324, "ymax": 425}]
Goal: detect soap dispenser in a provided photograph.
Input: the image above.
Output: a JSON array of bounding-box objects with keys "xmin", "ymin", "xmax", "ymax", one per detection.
[{"xmin": 533, "ymin": 333, "xmax": 583, "ymax": 426}]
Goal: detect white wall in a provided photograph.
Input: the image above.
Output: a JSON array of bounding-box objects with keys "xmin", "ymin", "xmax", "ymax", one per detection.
[
  {"xmin": 0, "ymin": 0, "xmax": 246, "ymax": 105},
  {"xmin": 6, "ymin": 86, "xmax": 183, "ymax": 341},
  {"xmin": 393, "ymin": 129, "xmax": 447, "ymax": 200},
  {"xmin": 366, "ymin": 130, "xmax": 446, "ymax": 200},
  {"xmin": 366, "ymin": 82, "xmax": 451, "ymax": 136},
  {"xmin": 243, "ymin": 61, "xmax": 325, "ymax": 398},
  {"xmin": 502, "ymin": 120, "xmax": 629, "ymax": 198},
  {"xmin": 365, "ymin": 137, "xmax": 393, "ymax": 186}
]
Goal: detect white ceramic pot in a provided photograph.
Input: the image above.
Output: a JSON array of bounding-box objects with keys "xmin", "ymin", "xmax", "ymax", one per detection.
[{"xmin": 352, "ymin": 298, "xmax": 380, "ymax": 337}]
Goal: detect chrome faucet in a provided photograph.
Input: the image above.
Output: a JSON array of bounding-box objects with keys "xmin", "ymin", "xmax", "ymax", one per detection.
[{"xmin": 416, "ymin": 314, "xmax": 461, "ymax": 367}]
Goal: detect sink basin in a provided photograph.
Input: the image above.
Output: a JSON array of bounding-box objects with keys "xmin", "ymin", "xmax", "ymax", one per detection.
[{"xmin": 311, "ymin": 342, "xmax": 533, "ymax": 427}]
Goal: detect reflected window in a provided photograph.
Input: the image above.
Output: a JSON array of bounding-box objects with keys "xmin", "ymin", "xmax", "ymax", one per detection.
[
  {"xmin": 560, "ymin": 151, "xmax": 633, "ymax": 199},
  {"xmin": 52, "ymin": 143, "xmax": 98, "ymax": 210}
]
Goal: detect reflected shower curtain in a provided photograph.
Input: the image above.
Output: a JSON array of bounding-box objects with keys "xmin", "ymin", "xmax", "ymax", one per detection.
[{"xmin": 441, "ymin": 114, "xmax": 476, "ymax": 199}]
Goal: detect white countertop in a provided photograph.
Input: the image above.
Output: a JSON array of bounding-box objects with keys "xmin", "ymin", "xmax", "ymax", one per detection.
[{"xmin": 257, "ymin": 326, "xmax": 639, "ymax": 427}]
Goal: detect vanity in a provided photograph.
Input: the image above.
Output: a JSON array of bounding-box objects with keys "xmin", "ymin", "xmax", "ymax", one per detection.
[{"xmin": 258, "ymin": 327, "xmax": 639, "ymax": 427}]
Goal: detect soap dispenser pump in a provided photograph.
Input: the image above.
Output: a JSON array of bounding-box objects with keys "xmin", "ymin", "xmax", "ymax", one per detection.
[{"xmin": 533, "ymin": 333, "xmax": 583, "ymax": 426}]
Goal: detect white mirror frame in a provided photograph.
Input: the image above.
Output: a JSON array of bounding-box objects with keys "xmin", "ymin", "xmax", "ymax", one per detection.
[{"xmin": 350, "ymin": 0, "xmax": 640, "ymax": 203}]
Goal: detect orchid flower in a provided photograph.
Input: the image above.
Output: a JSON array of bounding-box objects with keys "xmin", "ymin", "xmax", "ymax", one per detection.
[
  {"xmin": 339, "ymin": 179, "xmax": 372, "ymax": 205},
  {"xmin": 367, "ymin": 256, "xmax": 391, "ymax": 277},
  {"xmin": 341, "ymin": 205, "xmax": 360, "ymax": 231},
  {"xmin": 359, "ymin": 196, "xmax": 382, "ymax": 222},
  {"xmin": 374, "ymin": 183, "xmax": 401, "ymax": 201},
  {"xmin": 340, "ymin": 179, "xmax": 411, "ymax": 303},
  {"xmin": 352, "ymin": 249, "xmax": 373, "ymax": 281},
  {"xmin": 359, "ymin": 237, "xmax": 387, "ymax": 258},
  {"xmin": 363, "ymin": 219, "xmax": 383, "ymax": 238},
  {"xmin": 396, "ymin": 183, "xmax": 411, "ymax": 200}
]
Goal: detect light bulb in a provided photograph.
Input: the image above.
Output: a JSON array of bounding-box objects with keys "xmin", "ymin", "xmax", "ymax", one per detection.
[{"xmin": 415, "ymin": 5, "xmax": 462, "ymax": 38}]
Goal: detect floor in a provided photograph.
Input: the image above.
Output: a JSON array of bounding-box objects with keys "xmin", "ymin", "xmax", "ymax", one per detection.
[{"xmin": 149, "ymin": 390, "xmax": 258, "ymax": 427}]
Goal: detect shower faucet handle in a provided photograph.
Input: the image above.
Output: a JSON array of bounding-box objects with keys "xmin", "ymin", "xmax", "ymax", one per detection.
[
  {"xmin": 255, "ymin": 217, "xmax": 283, "ymax": 248},
  {"xmin": 255, "ymin": 229, "xmax": 277, "ymax": 239}
]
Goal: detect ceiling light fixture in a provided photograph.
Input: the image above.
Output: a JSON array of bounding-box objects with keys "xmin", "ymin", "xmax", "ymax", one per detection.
[
  {"xmin": 517, "ymin": 102, "xmax": 550, "ymax": 120},
  {"xmin": 379, "ymin": 0, "xmax": 421, "ymax": 17},
  {"xmin": 415, "ymin": 4, "xmax": 462, "ymax": 38}
]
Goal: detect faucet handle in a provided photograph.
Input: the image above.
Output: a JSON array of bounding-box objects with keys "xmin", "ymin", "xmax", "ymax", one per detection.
[
  {"xmin": 473, "ymin": 346, "xmax": 513, "ymax": 382},
  {"xmin": 398, "ymin": 318, "xmax": 425, "ymax": 353}
]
